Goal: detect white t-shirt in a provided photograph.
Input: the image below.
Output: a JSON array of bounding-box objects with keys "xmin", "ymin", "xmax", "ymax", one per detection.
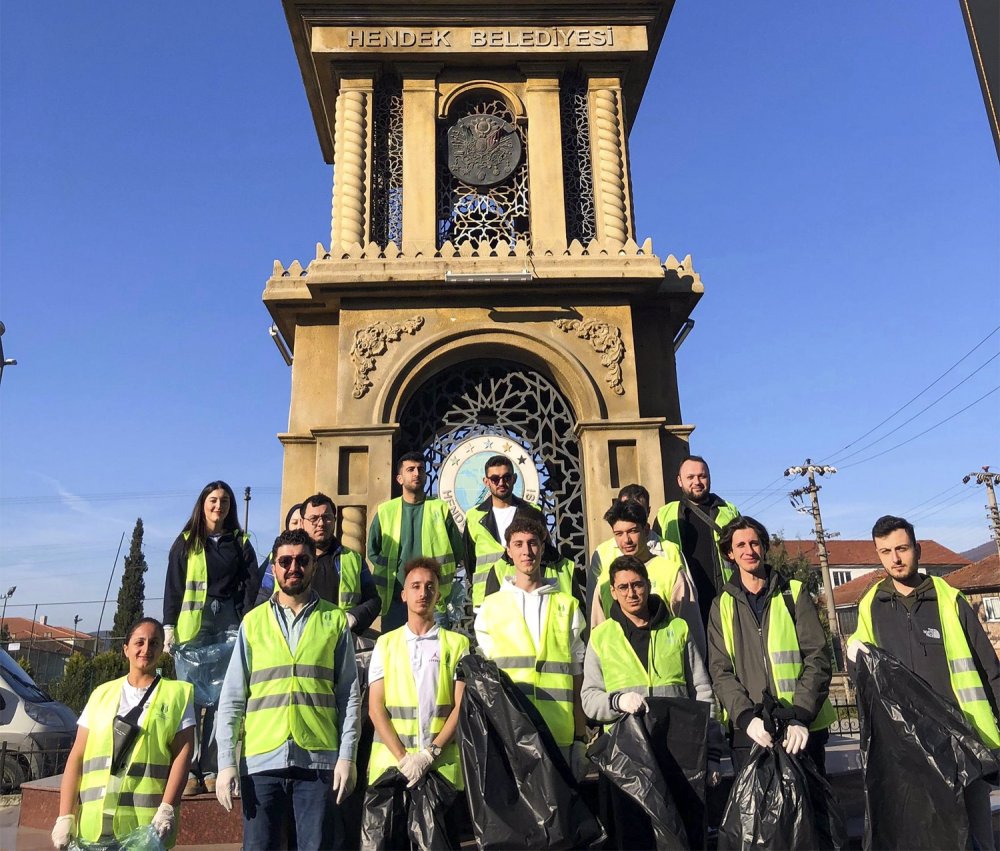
[
  {"xmin": 79, "ymin": 679, "xmax": 196, "ymax": 736},
  {"xmin": 491, "ymin": 505, "xmax": 518, "ymax": 547}
]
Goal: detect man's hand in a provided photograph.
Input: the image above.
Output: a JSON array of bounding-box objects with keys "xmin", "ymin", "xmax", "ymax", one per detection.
[
  {"xmin": 215, "ymin": 767, "xmax": 239, "ymax": 813},
  {"xmin": 163, "ymin": 626, "xmax": 176, "ymax": 656},
  {"xmin": 51, "ymin": 815, "xmax": 74, "ymax": 849},
  {"xmin": 617, "ymin": 692, "xmax": 648, "ymax": 715},
  {"xmin": 746, "ymin": 717, "xmax": 773, "ymax": 748},
  {"xmin": 332, "ymin": 759, "xmax": 357, "ymax": 805},
  {"xmin": 846, "ymin": 639, "xmax": 869, "ymax": 663},
  {"xmin": 570, "ymin": 740, "xmax": 588, "ymax": 781},
  {"xmin": 782, "ymin": 721, "xmax": 809, "ymax": 755},
  {"xmin": 151, "ymin": 803, "xmax": 175, "ymax": 839},
  {"xmin": 403, "ymin": 749, "xmax": 435, "ymax": 789}
]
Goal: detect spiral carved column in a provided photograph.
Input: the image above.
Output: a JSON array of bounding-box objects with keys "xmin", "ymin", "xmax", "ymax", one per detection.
[
  {"xmin": 331, "ymin": 84, "xmax": 372, "ymax": 251},
  {"xmin": 340, "ymin": 505, "xmax": 367, "ymax": 557},
  {"xmin": 586, "ymin": 71, "xmax": 634, "ymax": 246}
]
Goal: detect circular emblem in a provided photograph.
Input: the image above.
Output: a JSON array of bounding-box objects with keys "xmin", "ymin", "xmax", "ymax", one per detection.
[
  {"xmin": 447, "ymin": 114, "xmax": 522, "ymax": 186},
  {"xmin": 437, "ymin": 434, "xmax": 540, "ymax": 531}
]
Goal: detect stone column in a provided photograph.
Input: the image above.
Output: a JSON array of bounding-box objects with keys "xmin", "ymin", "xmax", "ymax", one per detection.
[
  {"xmin": 521, "ymin": 64, "xmax": 567, "ymax": 253},
  {"xmin": 401, "ymin": 65, "xmax": 442, "ymax": 256},
  {"xmin": 340, "ymin": 505, "xmax": 368, "ymax": 557},
  {"xmin": 584, "ymin": 66, "xmax": 634, "ymax": 246},
  {"xmin": 331, "ymin": 68, "xmax": 375, "ymax": 251}
]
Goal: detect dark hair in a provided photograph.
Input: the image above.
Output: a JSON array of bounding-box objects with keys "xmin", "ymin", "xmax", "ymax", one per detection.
[
  {"xmin": 617, "ymin": 484, "xmax": 649, "ymax": 505},
  {"xmin": 397, "ymin": 451, "xmax": 426, "ymax": 473},
  {"xmin": 124, "ymin": 617, "xmax": 165, "ymax": 645},
  {"xmin": 404, "ymin": 557, "xmax": 442, "ymax": 582},
  {"xmin": 608, "ymin": 555, "xmax": 649, "ymax": 586},
  {"xmin": 484, "ymin": 454, "xmax": 514, "ymax": 475},
  {"xmin": 871, "ymin": 515, "xmax": 917, "ymax": 546},
  {"xmin": 718, "ymin": 516, "xmax": 770, "ymax": 559},
  {"xmin": 272, "ymin": 528, "xmax": 316, "ymax": 558},
  {"xmin": 284, "ymin": 503, "xmax": 304, "ymax": 530},
  {"xmin": 302, "ymin": 493, "xmax": 336, "ymax": 517},
  {"xmin": 182, "ymin": 481, "xmax": 241, "ymax": 555},
  {"xmin": 678, "ymin": 454, "xmax": 710, "ymax": 474},
  {"xmin": 604, "ymin": 499, "xmax": 649, "ymax": 528},
  {"xmin": 504, "ymin": 514, "xmax": 547, "ymax": 545}
]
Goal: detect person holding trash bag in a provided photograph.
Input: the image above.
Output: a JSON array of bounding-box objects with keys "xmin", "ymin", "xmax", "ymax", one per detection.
[
  {"xmin": 474, "ymin": 514, "xmax": 590, "ymax": 780},
  {"xmin": 214, "ymin": 529, "xmax": 361, "ymax": 850},
  {"xmin": 163, "ymin": 480, "xmax": 257, "ymax": 796},
  {"xmin": 847, "ymin": 514, "xmax": 1000, "ymax": 850},
  {"xmin": 53, "ymin": 618, "xmax": 195, "ymax": 850},
  {"xmin": 362, "ymin": 557, "xmax": 469, "ymax": 849},
  {"xmin": 707, "ymin": 515, "xmax": 836, "ymax": 773}
]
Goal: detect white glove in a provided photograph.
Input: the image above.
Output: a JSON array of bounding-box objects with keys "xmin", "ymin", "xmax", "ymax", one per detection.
[
  {"xmin": 332, "ymin": 759, "xmax": 357, "ymax": 805},
  {"xmin": 746, "ymin": 717, "xmax": 773, "ymax": 748},
  {"xmin": 617, "ymin": 692, "xmax": 648, "ymax": 715},
  {"xmin": 846, "ymin": 639, "xmax": 870, "ymax": 663},
  {"xmin": 51, "ymin": 814, "xmax": 74, "ymax": 849},
  {"xmin": 346, "ymin": 612, "xmax": 358, "ymax": 630},
  {"xmin": 707, "ymin": 768, "xmax": 721, "ymax": 788},
  {"xmin": 403, "ymin": 748, "xmax": 435, "ymax": 789},
  {"xmin": 570, "ymin": 740, "xmax": 588, "ymax": 781},
  {"xmin": 151, "ymin": 803, "xmax": 175, "ymax": 839},
  {"xmin": 783, "ymin": 721, "xmax": 809, "ymax": 755},
  {"xmin": 215, "ymin": 766, "xmax": 239, "ymax": 812},
  {"xmin": 163, "ymin": 626, "xmax": 176, "ymax": 656}
]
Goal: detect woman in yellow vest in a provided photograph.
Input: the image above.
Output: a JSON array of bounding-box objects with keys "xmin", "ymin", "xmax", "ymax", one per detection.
[
  {"xmin": 162, "ymin": 480, "xmax": 257, "ymax": 796},
  {"xmin": 52, "ymin": 618, "xmax": 195, "ymax": 850}
]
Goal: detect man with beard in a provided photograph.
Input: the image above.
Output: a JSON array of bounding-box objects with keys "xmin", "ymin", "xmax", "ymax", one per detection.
[
  {"xmin": 214, "ymin": 529, "xmax": 361, "ymax": 850},
  {"xmin": 653, "ymin": 456, "xmax": 740, "ymax": 627},
  {"xmin": 464, "ymin": 454, "xmax": 543, "ymax": 612},
  {"xmin": 299, "ymin": 493, "xmax": 380, "ymax": 635}
]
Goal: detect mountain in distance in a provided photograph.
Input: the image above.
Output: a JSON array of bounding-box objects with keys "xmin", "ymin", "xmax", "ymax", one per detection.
[{"xmin": 961, "ymin": 541, "xmax": 996, "ymax": 562}]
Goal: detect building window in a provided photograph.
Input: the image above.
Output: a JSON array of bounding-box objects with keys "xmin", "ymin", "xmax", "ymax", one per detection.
[
  {"xmin": 983, "ymin": 596, "xmax": 1000, "ymax": 622},
  {"xmin": 832, "ymin": 570, "xmax": 852, "ymax": 587}
]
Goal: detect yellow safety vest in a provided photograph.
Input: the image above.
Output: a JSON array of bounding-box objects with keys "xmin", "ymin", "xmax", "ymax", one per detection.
[
  {"xmin": 490, "ymin": 557, "xmax": 575, "ymax": 600},
  {"xmin": 336, "ymin": 548, "xmax": 363, "ymax": 609},
  {"xmin": 466, "ymin": 500, "xmax": 540, "ymax": 608},
  {"xmin": 370, "ymin": 498, "xmax": 456, "ymax": 616},
  {"xmin": 242, "ymin": 599, "xmax": 346, "ymax": 756},
  {"xmin": 479, "ymin": 589, "xmax": 579, "ymax": 747},
  {"xmin": 852, "ymin": 576, "xmax": 1000, "ymax": 748},
  {"xmin": 655, "ymin": 500, "xmax": 740, "ymax": 586},
  {"xmin": 590, "ymin": 616, "xmax": 688, "ymax": 694},
  {"xmin": 719, "ymin": 580, "xmax": 836, "ymax": 731},
  {"xmin": 367, "ymin": 626, "xmax": 469, "ymax": 789},
  {"xmin": 176, "ymin": 530, "xmax": 250, "ymax": 643},
  {"xmin": 78, "ymin": 677, "xmax": 192, "ymax": 847},
  {"xmin": 597, "ymin": 551, "xmax": 684, "ymax": 618}
]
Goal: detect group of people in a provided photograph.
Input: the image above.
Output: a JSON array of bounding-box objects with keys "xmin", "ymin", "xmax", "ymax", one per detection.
[{"xmin": 51, "ymin": 452, "xmax": 1000, "ymax": 850}]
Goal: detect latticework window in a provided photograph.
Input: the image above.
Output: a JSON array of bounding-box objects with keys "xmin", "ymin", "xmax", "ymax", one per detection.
[
  {"xmin": 560, "ymin": 75, "xmax": 597, "ymax": 245},
  {"xmin": 371, "ymin": 74, "xmax": 403, "ymax": 248}
]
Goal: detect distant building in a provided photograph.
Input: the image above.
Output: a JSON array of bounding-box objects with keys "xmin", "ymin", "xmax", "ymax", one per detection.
[
  {"xmin": 1, "ymin": 616, "xmax": 96, "ymax": 686},
  {"xmin": 944, "ymin": 553, "xmax": 1000, "ymax": 657}
]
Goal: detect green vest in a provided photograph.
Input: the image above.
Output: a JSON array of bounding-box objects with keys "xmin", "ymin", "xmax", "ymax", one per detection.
[
  {"xmin": 176, "ymin": 530, "xmax": 250, "ymax": 643},
  {"xmin": 241, "ymin": 599, "xmax": 346, "ymax": 756},
  {"xmin": 491, "ymin": 557, "xmax": 575, "ymax": 600},
  {"xmin": 371, "ymin": 498, "xmax": 456, "ymax": 616},
  {"xmin": 466, "ymin": 500, "xmax": 540, "ymax": 608},
  {"xmin": 336, "ymin": 548, "xmax": 363, "ymax": 609},
  {"xmin": 590, "ymin": 615, "xmax": 688, "ymax": 694},
  {"xmin": 479, "ymin": 589, "xmax": 579, "ymax": 747},
  {"xmin": 78, "ymin": 677, "xmax": 192, "ymax": 847},
  {"xmin": 597, "ymin": 551, "xmax": 684, "ymax": 618},
  {"xmin": 655, "ymin": 500, "xmax": 740, "ymax": 586},
  {"xmin": 367, "ymin": 626, "xmax": 469, "ymax": 789},
  {"xmin": 852, "ymin": 576, "xmax": 1000, "ymax": 748},
  {"xmin": 719, "ymin": 580, "xmax": 836, "ymax": 732}
]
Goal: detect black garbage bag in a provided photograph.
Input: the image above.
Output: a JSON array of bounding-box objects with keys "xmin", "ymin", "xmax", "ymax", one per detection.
[
  {"xmin": 457, "ymin": 654, "xmax": 606, "ymax": 850},
  {"xmin": 361, "ymin": 768, "xmax": 459, "ymax": 851},
  {"xmin": 718, "ymin": 742, "xmax": 846, "ymax": 851},
  {"xmin": 856, "ymin": 645, "xmax": 999, "ymax": 851}
]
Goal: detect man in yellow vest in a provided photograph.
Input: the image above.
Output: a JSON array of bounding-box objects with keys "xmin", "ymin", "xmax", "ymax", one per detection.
[
  {"xmin": 707, "ymin": 516, "xmax": 835, "ymax": 774},
  {"xmin": 474, "ymin": 514, "xmax": 589, "ymax": 780},
  {"xmin": 214, "ymin": 529, "xmax": 361, "ymax": 850},
  {"xmin": 365, "ymin": 557, "xmax": 469, "ymax": 844},
  {"xmin": 653, "ymin": 455, "xmax": 740, "ymax": 628},
  {"xmin": 368, "ymin": 451, "xmax": 466, "ymax": 631},
  {"xmin": 848, "ymin": 515, "xmax": 1000, "ymax": 850}
]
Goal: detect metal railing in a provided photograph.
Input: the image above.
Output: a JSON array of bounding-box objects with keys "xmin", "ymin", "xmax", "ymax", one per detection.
[
  {"xmin": 828, "ymin": 694, "xmax": 861, "ymax": 738},
  {"xmin": 0, "ymin": 740, "xmax": 71, "ymax": 794}
]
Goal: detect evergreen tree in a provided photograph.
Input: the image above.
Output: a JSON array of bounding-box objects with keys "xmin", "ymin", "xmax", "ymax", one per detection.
[{"xmin": 112, "ymin": 518, "xmax": 147, "ymax": 641}]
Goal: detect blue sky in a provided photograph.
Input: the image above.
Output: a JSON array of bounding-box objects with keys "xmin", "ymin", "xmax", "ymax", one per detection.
[{"xmin": 1, "ymin": 2, "xmax": 997, "ymax": 634}]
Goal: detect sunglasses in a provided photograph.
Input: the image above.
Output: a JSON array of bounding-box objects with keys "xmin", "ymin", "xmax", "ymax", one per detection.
[
  {"xmin": 487, "ymin": 473, "xmax": 514, "ymax": 484},
  {"xmin": 276, "ymin": 554, "xmax": 312, "ymax": 569}
]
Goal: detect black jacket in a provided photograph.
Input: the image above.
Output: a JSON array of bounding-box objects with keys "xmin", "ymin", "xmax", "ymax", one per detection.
[
  {"xmin": 163, "ymin": 531, "xmax": 258, "ymax": 625},
  {"xmin": 310, "ymin": 541, "xmax": 381, "ymax": 635},
  {"xmin": 462, "ymin": 495, "xmax": 543, "ymax": 572}
]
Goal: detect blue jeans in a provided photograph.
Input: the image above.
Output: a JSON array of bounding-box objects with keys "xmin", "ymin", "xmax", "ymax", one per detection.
[{"xmin": 241, "ymin": 768, "xmax": 340, "ymax": 850}]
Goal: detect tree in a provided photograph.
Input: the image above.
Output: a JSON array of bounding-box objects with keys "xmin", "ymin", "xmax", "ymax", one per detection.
[
  {"xmin": 113, "ymin": 518, "xmax": 147, "ymax": 641},
  {"xmin": 16, "ymin": 656, "xmax": 34, "ymax": 678},
  {"xmin": 770, "ymin": 531, "xmax": 834, "ymax": 647}
]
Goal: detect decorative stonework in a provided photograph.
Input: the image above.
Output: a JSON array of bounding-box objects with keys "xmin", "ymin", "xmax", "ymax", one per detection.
[
  {"xmin": 332, "ymin": 89, "xmax": 369, "ymax": 250},
  {"xmin": 555, "ymin": 318, "xmax": 625, "ymax": 395},
  {"xmin": 350, "ymin": 315, "xmax": 425, "ymax": 398},
  {"xmin": 593, "ymin": 88, "xmax": 627, "ymax": 244}
]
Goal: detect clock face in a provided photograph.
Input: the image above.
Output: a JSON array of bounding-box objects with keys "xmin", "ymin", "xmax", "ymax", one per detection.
[
  {"xmin": 446, "ymin": 114, "xmax": 522, "ymax": 187},
  {"xmin": 437, "ymin": 434, "xmax": 540, "ymax": 531}
]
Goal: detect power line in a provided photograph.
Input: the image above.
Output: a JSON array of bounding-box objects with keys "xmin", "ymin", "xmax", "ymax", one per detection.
[
  {"xmin": 909, "ymin": 488, "xmax": 981, "ymax": 523},
  {"xmin": 738, "ymin": 475, "xmax": 789, "ymax": 510},
  {"xmin": 0, "ymin": 486, "xmax": 281, "ymax": 506},
  {"xmin": 900, "ymin": 482, "xmax": 966, "ymax": 515}
]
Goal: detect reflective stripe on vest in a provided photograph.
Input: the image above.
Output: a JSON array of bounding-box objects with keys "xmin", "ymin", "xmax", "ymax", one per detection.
[
  {"xmin": 656, "ymin": 500, "xmax": 739, "ymax": 586},
  {"xmin": 337, "ymin": 548, "xmax": 363, "ymax": 609},
  {"xmin": 78, "ymin": 677, "xmax": 191, "ymax": 847},
  {"xmin": 176, "ymin": 531, "xmax": 249, "ymax": 643},
  {"xmin": 852, "ymin": 576, "xmax": 1000, "ymax": 748},
  {"xmin": 242, "ymin": 599, "xmax": 346, "ymax": 755},
  {"xmin": 490, "ymin": 558, "xmax": 575, "ymax": 600},
  {"xmin": 479, "ymin": 590, "xmax": 578, "ymax": 747},
  {"xmin": 372, "ymin": 499, "xmax": 456, "ymax": 616},
  {"xmin": 719, "ymin": 580, "xmax": 836, "ymax": 732},
  {"xmin": 367, "ymin": 627, "xmax": 469, "ymax": 789},
  {"xmin": 597, "ymin": 552, "xmax": 684, "ymax": 618},
  {"xmin": 590, "ymin": 616, "xmax": 688, "ymax": 694}
]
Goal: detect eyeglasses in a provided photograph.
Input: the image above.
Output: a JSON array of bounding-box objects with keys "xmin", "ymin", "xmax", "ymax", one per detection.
[
  {"xmin": 487, "ymin": 474, "xmax": 514, "ymax": 484},
  {"xmin": 303, "ymin": 514, "xmax": 333, "ymax": 526},
  {"xmin": 614, "ymin": 581, "xmax": 646, "ymax": 594},
  {"xmin": 276, "ymin": 554, "xmax": 312, "ymax": 569}
]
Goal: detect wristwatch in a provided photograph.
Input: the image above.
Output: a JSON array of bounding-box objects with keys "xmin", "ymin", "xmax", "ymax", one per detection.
[{"xmin": 427, "ymin": 743, "xmax": 443, "ymax": 760}]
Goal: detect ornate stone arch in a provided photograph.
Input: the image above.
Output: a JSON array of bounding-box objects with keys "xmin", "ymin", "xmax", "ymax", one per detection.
[{"xmin": 439, "ymin": 80, "xmax": 525, "ymax": 122}]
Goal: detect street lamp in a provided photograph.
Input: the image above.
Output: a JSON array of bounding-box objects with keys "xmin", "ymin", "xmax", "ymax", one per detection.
[{"xmin": 1, "ymin": 586, "xmax": 16, "ymax": 644}]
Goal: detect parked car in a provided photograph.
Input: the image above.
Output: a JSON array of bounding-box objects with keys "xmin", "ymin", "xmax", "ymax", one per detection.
[{"xmin": 0, "ymin": 648, "xmax": 76, "ymax": 791}]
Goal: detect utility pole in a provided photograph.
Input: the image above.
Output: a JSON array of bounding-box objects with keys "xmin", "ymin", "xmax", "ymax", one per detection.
[
  {"xmin": 73, "ymin": 614, "xmax": 82, "ymax": 652},
  {"xmin": 785, "ymin": 459, "xmax": 842, "ymax": 666},
  {"xmin": 244, "ymin": 486, "xmax": 252, "ymax": 532},
  {"xmin": 963, "ymin": 466, "xmax": 1000, "ymax": 561}
]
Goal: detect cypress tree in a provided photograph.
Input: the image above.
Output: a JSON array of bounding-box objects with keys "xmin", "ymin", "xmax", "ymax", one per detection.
[{"xmin": 112, "ymin": 518, "xmax": 147, "ymax": 641}]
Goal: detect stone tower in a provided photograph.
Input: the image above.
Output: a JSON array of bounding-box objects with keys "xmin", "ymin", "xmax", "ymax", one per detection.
[{"xmin": 267, "ymin": 0, "xmax": 703, "ymax": 562}]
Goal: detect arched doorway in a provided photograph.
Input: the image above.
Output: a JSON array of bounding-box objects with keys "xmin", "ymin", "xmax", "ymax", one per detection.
[{"xmin": 397, "ymin": 359, "xmax": 587, "ymax": 566}]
